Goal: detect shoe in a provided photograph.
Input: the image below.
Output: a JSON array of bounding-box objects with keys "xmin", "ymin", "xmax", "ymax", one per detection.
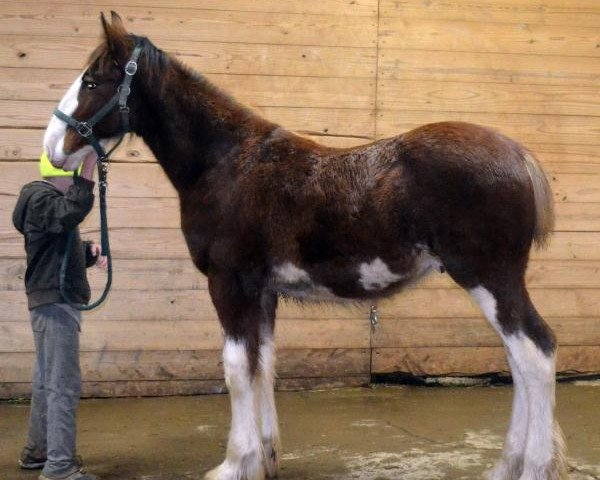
[
  {"xmin": 39, "ymin": 468, "xmax": 99, "ymax": 480},
  {"xmin": 19, "ymin": 451, "xmax": 46, "ymax": 470}
]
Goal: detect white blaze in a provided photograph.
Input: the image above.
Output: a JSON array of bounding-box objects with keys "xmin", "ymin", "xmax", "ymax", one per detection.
[{"xmin": 43, "ymin": 72, "xmax": 95, "ymax": 171}]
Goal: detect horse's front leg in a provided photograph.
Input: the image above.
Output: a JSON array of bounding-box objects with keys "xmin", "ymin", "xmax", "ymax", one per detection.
[
  {"xmin": 205, "ymin": 271, "xmax": 269, "ymax": 480},
  {"xmin": 255, "ymin": 293, "xmax": 280, "ymax": 478}
]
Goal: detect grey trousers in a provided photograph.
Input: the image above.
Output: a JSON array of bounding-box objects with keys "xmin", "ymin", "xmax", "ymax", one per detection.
[{"xmin": 23, "ymin": 303, "xmax": 82, "ymax": 479}]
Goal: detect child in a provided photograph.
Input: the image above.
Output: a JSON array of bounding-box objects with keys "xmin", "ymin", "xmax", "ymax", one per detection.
[{"xmin": 12, "ymin": 151, "xmax": 107, "ymax": 480}]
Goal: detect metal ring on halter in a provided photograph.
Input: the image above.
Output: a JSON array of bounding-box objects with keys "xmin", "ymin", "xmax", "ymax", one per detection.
[
  {"xmin": 76, "ymin": 122, "xmax": 93, "ymax": 137},
  {"xmin": 117, "ymin": 85, "xmax": 131, "ymax": 96},
  {"xmin": 125, "ymin": 60, "xmax": 138, "ymax": 75}
]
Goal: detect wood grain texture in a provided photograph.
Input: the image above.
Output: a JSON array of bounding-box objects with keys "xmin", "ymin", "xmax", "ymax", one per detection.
[
  {"xmin": 378, "ymin": 49, "xmax": 600, "ymax": 86},
  {"xmin": 0, "ymin": 316, "xmax": 370, "ymax": 352},
  {"xmin": 0, "ymin": 68, "xmax": 375, "ymax": 109},
  {"xmin": 0, "ymin": 0, "xmax": 599, "ymax": 397},
  {"xmin": 372, "ymin": 346, "xmax": 600, "ymax": 376},
  {"xmin": 3, "ymin": 228, "xmax": 600, "ymax": 261},
  {"xmin": 2, "ymin": 163, "xmax": 599, "ymax": 207},
  {"xmin": 0, "ymin": 35, "xmax": 377, "ymax": 77},
  {"xmin": 379, "ymin": 0, "xmax": 600, "ymax": 27},
  {"xmin": 0, "ymin": 348, "xmax": 370, "ymax": 382},
  {"xmin": 1, "ymin": 375, "xmax": 371, "ymax": 399},
  {"xmin": 27, "ymin": 0, "xmax": 379, "ymax": 16},
  {"xmin": 380, "ymin": 18, "xmax": 599, "ymax": 56},
  {"xmin": 0, "ymin": 100, "xmax": 375, "ymax": 138},
  {"xmin": 0, "ymin": 3, "xmax": 378, "ymax": 47},
  {"xmin": 4, "ymin": 258, "xmax": 600, "ymax": 292}
]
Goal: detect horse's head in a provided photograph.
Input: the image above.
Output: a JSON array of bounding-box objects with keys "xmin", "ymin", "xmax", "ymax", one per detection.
[{"xmin": 45, "ymin": 11, "xmax": 138, "ymax": 171}]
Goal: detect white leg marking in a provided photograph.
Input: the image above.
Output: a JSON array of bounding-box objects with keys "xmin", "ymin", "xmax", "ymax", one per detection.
[
  {"xmin": 205, "ymin": 339, "xmax": 264, "ymax": 480},
  {"xmin": 470, "ymin": 287, "xmax": 527, "ymax": 480},
  {"xmin": 470, "ymin": 286, "xmax": 565, "ymax": 480},
  {"xmin": 507, "ymin": 335, "xmax": 558, "ymax": 480},
  {"xmin": 358, "ymin": 257, "xmax": 404, "ymax": 291},
  {"xmin": 256, "ymin": 338, "xmax": 280, "ymax": 478}
]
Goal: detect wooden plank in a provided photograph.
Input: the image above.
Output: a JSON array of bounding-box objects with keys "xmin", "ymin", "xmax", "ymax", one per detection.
[
  {"xmin": 372, "ymin": 317, "xmax": 600, "ymax": 348},
  {"xmin": 0, "ymin": 258, "xmax": 209, "ymax": 292},
  {"xmin": 0, "ymin": 35, "xmax": 376, "ymax": 78},
  {"xmin": 551, "ymin": 175, "xmax": 600, "ymax": 203},
  {"xmin": 0, "ymin": 101, "xmax": 375, "ymax": 138},
  {"xmin": 2, "ymin": 286, "xmax": 600, "ymax": 326},
  {"xmin": 5, "ymin": 257, "xmax": 600, "ymax": 292},
  {"xmin": 0, "ymin": 316, "xmax": 370, "ymax": 352},
  {"xmin": 0, "ymin": 3, "xmax": 378, "ymax": 48},
  {"xmin": 372, "ymin": 346, "xmax": 600, "ymax": 376},
  {"xmin": 376, "ymin": 288, "xmax": 600, "ymax": 319},
  {"xmin": 380, "ymin": 0, "xmax": 600, "ymax": 28},
  {"xmin": 0, "ymin": 128, "xmax": 367, "ymax": 163},
  {"xmin": 379, "ymin": 49, "xmax": 600, "ymax": 87},
  {"xmin": 0, "ymin": 348, "xmax": 370, "ymax": 383},
  {"xmin": 3, "ymin": 162, "xmax": 600, "ymax": 206},
  {"xmin": 553, "ymin": 203, "xmax": 600, "ymax": 231},
  {"xmin": 4, "ymin": 196, "xmax": 600, "ymax": 235},
  {"xmin": 377, "ymin": 79, "xmax": 600, "ymax": 116},
  {"xmin": 3, "ymin": 228, "xmax": 599, "ymax": 261},
  {"xmin": 3, "ymin": 129, "xmax": 599, "ymax": 171},
  {"xmin": 0, "ymin": 68, "xmax": 375, "ymax": 109},
  {"xmin": 0, "ymin": 197, "xmax": 181, "ymax": 234},
  {"xmin": 376, "ymin": 110, "xmax": 600, "ymax": 147},
  {"xmin": 5, "ymin": 258, "xmax": 600, "ymax": 293},
  {"xmin": 37, "ymin": 0, "xmax": 379, "ymax": 16},
  {"xmin": 0, "ymin": 375, "xmax": 371, "ymax": 399},
  {"xmin": 379, "ymin": 18, "xmax": 600, "ymax": 57}
]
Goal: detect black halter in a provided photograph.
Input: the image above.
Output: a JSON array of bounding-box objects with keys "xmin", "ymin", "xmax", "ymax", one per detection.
[{"xmin": 54, "ymin": 41, "xmax": 142, "ymax": 311}]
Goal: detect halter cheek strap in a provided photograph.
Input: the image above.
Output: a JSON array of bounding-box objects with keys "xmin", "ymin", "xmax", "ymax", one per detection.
[{"xmin": 53, "ymin": 42, "xmax": 143, "ymax": 160}]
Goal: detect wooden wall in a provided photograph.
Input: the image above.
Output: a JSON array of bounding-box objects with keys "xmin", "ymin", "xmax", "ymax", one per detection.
[{"xmin": 1, "ymin": 0, "xmax": 598, "ymax": 397}]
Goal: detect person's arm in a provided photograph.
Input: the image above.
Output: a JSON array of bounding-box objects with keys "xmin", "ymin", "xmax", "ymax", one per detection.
[{"xmin": 34, "ymin": 154, "xmax": 98, "ymax": 233}]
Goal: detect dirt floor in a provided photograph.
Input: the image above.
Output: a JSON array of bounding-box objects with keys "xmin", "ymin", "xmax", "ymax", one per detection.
[{"xmin": 0, "ymin": 383, "xmax": 599, "ymax": 480}]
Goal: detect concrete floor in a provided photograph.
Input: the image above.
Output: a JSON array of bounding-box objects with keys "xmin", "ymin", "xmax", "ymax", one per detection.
[{"xmin": 0, "ymin": 383, "xmax": 599, "ymax": 480}]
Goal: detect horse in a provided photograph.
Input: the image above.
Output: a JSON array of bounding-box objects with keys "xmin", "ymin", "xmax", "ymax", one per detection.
[{"xmin": 43, "ymin": 11, "xmax": 567, "ymax": 480}]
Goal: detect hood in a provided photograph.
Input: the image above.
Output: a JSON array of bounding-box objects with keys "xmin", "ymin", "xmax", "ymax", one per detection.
[{"xmin": 12, "ymin": 181, "xmax": 54, "ymax": 234}]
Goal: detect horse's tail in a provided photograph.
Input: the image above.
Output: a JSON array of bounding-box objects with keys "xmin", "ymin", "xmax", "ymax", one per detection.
[{"xmin": 522, "ymin": 150, "xmax": 555, "ymax": 249}]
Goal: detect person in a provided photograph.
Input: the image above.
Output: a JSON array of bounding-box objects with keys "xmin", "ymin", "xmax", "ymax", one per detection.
[{"xmin": 12, "ymin": 151, "xmax": 107, "ymax": 480}]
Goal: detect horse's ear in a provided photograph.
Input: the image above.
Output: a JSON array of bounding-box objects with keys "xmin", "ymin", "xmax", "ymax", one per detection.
[
  {"xmin": 110, "ymin": 11, "xmax": 126, "ymax": 33},
  {"xmin": 99, "ymin": 11, "xmax": 130, "ymax": 62}
]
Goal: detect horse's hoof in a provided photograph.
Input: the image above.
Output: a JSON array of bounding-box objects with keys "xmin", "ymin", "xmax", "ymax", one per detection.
[
  {"xmin": 485, "ymin": 455, "xmax": 523, "ymax": 480},
  {"xmin": 204, "ymin": 456, "xmax": 265, "ymax": 480}
]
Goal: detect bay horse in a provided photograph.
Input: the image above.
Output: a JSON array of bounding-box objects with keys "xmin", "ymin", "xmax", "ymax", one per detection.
[{"xmin": 44, "ymin": 12, "xmax": 567, "ymax": 480}]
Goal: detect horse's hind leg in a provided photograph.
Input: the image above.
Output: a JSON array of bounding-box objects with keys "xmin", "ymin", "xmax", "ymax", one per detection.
[
  {"xmin": 205, "ymin": 271, "xmax": 267, "ymax": 480},
  {"xmin": 469, "ymin": 282, "xmax": 567, "ymax": 480}
]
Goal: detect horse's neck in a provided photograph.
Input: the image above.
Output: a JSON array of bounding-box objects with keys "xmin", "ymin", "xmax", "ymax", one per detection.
[{"xmin": 134, "ymin": 60, "xmax": 266, "ymax": 193}]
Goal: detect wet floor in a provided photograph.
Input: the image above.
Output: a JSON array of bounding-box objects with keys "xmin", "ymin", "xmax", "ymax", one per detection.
[{"xmin": 1, "ymin": 383, "xmax": 599, "ymax": 480}]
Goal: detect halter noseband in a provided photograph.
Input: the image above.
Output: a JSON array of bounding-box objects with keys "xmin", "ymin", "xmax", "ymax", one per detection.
[{"xmin": 53, "ymin": 41, "xmax": 143, "ymax": 161}]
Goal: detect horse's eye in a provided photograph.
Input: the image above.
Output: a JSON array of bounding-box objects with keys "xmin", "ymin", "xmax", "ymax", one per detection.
[{"xmin": 85, "ymin": 81, "xmax": 98, "ymax": 90}]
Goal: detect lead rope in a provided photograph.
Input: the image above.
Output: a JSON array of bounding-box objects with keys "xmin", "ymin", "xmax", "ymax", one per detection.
[
  {"xmin": 59, "ymin": 159, "xmax": 112, "ymax": 311},
  {"xmin": 56, "ymin": 42, "xmax": 141, "ymax": 311}
]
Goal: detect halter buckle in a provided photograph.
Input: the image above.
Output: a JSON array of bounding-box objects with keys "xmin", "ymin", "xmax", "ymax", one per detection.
[
  {"xmin": 118, "ymin": 85, "xmax": 131, "ymax": 96},
  {"xmin": 125, "ymin": 60, "xmax": 138, "ymax": 76},
  {"xmin": 76, "ymin": 122, "xmax": 93, "ymax": 137}
]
